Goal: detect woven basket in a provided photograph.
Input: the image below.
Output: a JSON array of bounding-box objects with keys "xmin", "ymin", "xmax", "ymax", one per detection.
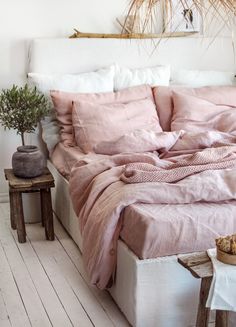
[{"xmin": 216, "ymin": 247, "xmax": 236, "ymax": 265}]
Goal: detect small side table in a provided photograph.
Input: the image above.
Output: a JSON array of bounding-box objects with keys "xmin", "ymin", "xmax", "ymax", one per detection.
[
  {"xmin": 178, "ymin": 252, "xmax": 228, "ymax": 327},
  {"xmin": 4, "ymin": 167, "xmax": 55, "ymax": 243}
]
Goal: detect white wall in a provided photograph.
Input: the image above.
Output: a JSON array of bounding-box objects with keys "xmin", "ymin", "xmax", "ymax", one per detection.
[
  {"xmin": 0, "ymin": 0, "xmax": 127, "ymax": 199},
  {"xmin": 0, "ymin": 0, "xmax": 235, "ymax": 200}
]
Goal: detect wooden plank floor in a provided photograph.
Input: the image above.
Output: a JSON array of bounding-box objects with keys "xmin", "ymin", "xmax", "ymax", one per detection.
[{"xmin": 0, "ymin": 202, "xmax": 130, "ymax": 327}]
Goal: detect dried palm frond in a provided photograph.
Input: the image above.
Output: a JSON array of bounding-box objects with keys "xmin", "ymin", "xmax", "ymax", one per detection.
[{"xmin": 124, "ymin": 0, "xmax": 236, "ymax": 34}]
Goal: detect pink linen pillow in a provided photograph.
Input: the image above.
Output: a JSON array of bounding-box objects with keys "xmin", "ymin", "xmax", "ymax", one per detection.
[
  {"xmin": 72, "ymin": 98, "xmax": 162, "ymax": 153},
  {"xmin": 94, "ymin": 130, "xmax": 181, "ymax": 155},
  {"xmin": 51, "ymin": 85, "xmax": 155, "ymax": 147},
  {"xmin": 153, "ymin": 85, "xmax": 236, "ymax": 131},
  {"xmin": 153, "ymin": 86, "xmax": 185, "ymax": 131},
  {"xmin": 171, "ymin": 91, "xmax": 236, "ymax": 133}
]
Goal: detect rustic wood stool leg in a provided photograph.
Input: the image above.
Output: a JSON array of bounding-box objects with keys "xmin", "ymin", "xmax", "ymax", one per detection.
[
  {"xmin": 40, "ymin": 188, "xmax": 54, "ymax": 241},
  {"xmin": 216, "ymin": 310, "xmax": 228, "ymax": 327},
  {"xmin": 12, "ymin": 192, "xmax": 26, "ymax": 243},
  {"xmin": 9, "ymin": 191, "xmax": 16, "ymax": 230},
  {"xmin": 40, "ymin": 190, "xmax": 45, "ymax": 227},
  {"xmin": 196, "ymin": 277, "xmax": 212, "ymax": 327}
]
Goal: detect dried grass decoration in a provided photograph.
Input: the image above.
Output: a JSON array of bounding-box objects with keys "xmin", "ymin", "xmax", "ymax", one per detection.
[{"xmin": 124, "ymin": 0, "xmax": 236, "ymax": 35}]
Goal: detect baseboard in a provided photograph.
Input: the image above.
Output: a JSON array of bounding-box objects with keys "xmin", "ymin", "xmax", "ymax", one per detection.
[{"xmin": 0, "ymin": 193, "xmax": 9, "ymax": 203}]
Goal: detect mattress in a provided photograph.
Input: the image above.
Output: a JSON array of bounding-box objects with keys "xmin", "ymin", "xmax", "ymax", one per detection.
[
  {"xmin": 51, "ymin": 142, "xmax": 236, "ymax": 259},
  {"xmin": 120, "ymin": 202, "xmax": 236, "ymax": 259}
]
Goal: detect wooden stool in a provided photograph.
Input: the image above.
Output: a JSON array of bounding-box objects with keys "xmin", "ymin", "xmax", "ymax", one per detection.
[
  {"xmin": 4, "ymin": 167, "xmax": 55, "ymax": 243},
  {"xmin": 178, "ymin": 252, "xmax": 229, "ymax": 327}
]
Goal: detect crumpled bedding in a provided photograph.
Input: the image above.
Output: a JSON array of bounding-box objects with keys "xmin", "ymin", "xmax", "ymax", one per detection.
[{"xmin": 69, "ymin": 130, "xmax": 236, "ymax": 289}]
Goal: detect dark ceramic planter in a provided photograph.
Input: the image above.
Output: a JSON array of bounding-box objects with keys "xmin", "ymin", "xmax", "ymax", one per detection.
[{"xmin": 12, "ymin": 145, "xmax": 45, "ymax": 178}]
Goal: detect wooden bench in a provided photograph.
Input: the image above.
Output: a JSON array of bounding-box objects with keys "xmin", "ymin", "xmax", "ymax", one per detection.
[
  {"xmin": 178, "ymin": 252, "xmax": 228, "ymax": 327},
  {"xmin": 4, "ymin": 168, "xmax": 55, "ymax": 243}
]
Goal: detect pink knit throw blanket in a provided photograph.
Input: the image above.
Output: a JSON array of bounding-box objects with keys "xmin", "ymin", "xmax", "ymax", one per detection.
[{"xmin": 121, "ymin": 145, "xmax": 236, "ymax": 183}]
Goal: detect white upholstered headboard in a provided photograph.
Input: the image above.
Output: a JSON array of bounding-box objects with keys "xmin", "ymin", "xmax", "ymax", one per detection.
[{"xmin": 28, "ymin": 37, "xmax": 235, "ymax": 74}]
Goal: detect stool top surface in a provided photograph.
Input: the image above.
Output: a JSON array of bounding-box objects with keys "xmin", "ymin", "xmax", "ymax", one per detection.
[
  {"xmin": 178, "ymin": 252, "xmax": 213, "ymax": 279},
  {"xmin": 4, "ymin": 167, "xmax": 54, "ymax": 190}
]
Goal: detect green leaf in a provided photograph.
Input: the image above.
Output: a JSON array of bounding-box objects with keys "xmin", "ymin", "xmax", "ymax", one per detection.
[{"xmin": 0, "ymin": 84, "xmax": 50, "ymax": 144}]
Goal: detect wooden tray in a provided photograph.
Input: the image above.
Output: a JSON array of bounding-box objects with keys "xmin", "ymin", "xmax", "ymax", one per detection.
[{"xmin": 217, "ymin": 248, "xmax": 236, "ymax": 265}]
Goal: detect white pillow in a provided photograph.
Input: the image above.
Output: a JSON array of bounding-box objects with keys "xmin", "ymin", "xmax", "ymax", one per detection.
[
  {"xmin": 28, "ymin": 65, "xmax": 115, "ymax": 94},
  {"xmin": 114, "ymin": 64, "xmax": 170, "ymax": 91},
  {"xmin": 28, "ymin": 65, "xmax": 115, "ymax": 154},
  {"xmin": 171, "ymin": 69, "xmax": 236, "ymax": 87}
]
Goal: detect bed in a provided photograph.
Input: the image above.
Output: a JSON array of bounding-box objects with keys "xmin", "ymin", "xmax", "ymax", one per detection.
[{"xmin": 28, "ymin": 37, "xmax": 236, "ymax": 327}]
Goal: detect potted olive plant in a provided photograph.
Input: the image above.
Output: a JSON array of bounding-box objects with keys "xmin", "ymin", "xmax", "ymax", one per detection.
[{"xmin": 0, "ymin": 84, "xmax": 49, "ymax": 178}]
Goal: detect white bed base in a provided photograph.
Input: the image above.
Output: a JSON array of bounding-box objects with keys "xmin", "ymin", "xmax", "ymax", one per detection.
[{"xmin": 48, "ymin": 161, "xmax": 201, "ymax": 327}]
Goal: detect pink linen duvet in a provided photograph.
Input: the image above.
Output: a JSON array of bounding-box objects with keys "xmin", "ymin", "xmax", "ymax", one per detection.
[{"xmin": 69, "ymin": 130, "xmax": 236, "ymax": 289}]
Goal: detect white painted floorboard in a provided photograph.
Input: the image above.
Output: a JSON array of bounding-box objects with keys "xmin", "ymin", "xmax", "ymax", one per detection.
[{"xmin": 0, "ymin": 202, "xmax": 129, "ymax": 327}]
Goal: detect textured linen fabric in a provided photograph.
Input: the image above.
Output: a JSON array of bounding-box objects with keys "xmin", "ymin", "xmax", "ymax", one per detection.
[
  {"xmin": 51, "ymin": 141, "xmax": 236, "ymax": 261},
  {"xmin": 51, "ymin": 84, "xmax": 155, "ymax": 148},
  {"xmin": 28, "ymin": 66, "xmax": 115, "ymax": 94},
  {"xmin": 153, "ymin": 85, "xmax": 236, "ymax": 131},
  {"xmin": 114, "ymin": 64, "xmax": 170, "ymax": 90},
  {"xmin": 28, "ymin": 65, "xmax": 115, "ymax": 151},
  {"xmin": 51, "ymin": 142, "xmax": 105, "ymax": 179},
  {"xmin": 171, "ymin": 91, "xmax": 236, "ymax": 133},
  {"xmin": 206, "ymin": 248, "xmax": 236, "ymax": 311},
  {"xmin": 72, "ymin": 98, "xmax": 162, "ymax": 153},
  {"xmin": 50, "ymin": 142, "xmax": 236, "ymax": 326},
  {"xmin": 121, "ymin": 146, "xmax": 236, "ymax": 184},
  {"xmin": 94, "ymin": 130, "xmax": 181, "ymax": 155},
  {"xmin": 121, "ymin": 202, "xmax": 236, "ymax": 259},
  {"xmin": 171, "ymin": 69, "xmax": 236, "ymax": 87},
  {"xmin": 69, "ymin": 130, "xmax": 236, "ymax": 289},
  {"xmin": 95, "ymin": 129, "xmax": 236, "ymax": 156}
]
